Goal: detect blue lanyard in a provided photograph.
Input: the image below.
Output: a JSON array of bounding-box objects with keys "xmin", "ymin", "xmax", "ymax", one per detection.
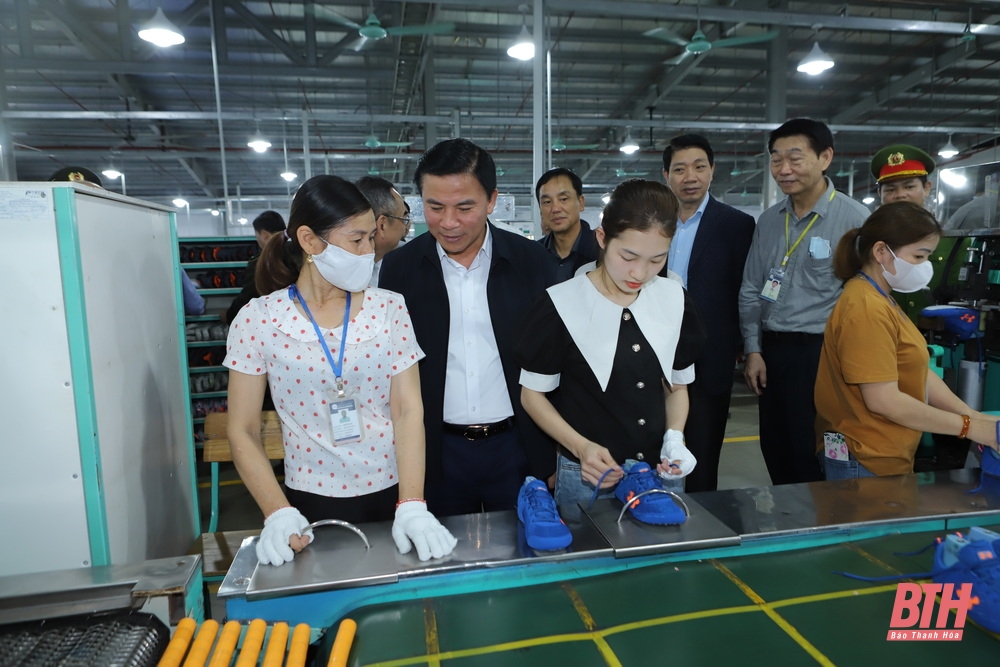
[
  {"xmin": 287, "ymin": 284, "xmax": 351, "ymax": 391},
  {"xmin": 857, "ymin": 271, "xmax": 891, "ymax": 300}
]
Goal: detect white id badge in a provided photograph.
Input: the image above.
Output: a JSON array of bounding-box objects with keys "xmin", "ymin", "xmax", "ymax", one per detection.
[
  {"xmin": 330, "ymin": 397, "xmax": 364, "ymax": 444},
  {"xmin": 759, "ymin": 267, "xmax": 784, "ymax": 302},
  {"xmin": 823, "ymin": 431, "xmax": 849, "ymax": 461}
]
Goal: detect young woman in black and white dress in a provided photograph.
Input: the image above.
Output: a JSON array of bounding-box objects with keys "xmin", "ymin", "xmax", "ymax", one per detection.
[{"xmin": 515, "ymin": 179, "xmax": 706, "ymax": 510}]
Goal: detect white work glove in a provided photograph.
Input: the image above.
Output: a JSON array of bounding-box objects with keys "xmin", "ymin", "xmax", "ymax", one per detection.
[
  {"xmin": 256, "ymin": 507, "xmax": 313, "ymax": 566},
  {"xmin": 660, "ymin": 429, "xmax": 697, "ymax": 478},
  {"xmin": 391, "ymin": 501, "xmax": 458, "ymax": 561}
]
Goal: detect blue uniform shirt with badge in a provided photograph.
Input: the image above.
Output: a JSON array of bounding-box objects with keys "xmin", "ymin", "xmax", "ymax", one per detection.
[{"xmin": 738, "ymin": 178, "xmax": 870, "ymax": 355}]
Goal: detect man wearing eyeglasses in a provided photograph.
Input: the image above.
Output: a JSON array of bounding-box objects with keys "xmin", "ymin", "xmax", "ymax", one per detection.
[{"xmin": 355, "ymin": 176, "xmax": 411, "ymax": 287}]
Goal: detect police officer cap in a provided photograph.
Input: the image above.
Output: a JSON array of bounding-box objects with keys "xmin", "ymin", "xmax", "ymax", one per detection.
[
  {"xmin": 47, "ymin": 166, "xmax": 103, "ymax": 188},
  {"xmin": 870, "ymin": 144, "xmax": 935, "ymax": 184}
]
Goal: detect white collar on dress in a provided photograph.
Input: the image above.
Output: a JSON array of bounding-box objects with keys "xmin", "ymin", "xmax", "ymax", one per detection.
[{"xmin": 547, "ymin": 271, "xmax": 685, "ymax": 391}]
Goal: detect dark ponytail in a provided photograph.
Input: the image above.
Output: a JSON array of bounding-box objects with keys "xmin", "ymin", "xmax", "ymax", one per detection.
[
  {"xmin": 256, "ymin": 175, "xmax": 371, "ymax": 295},
  {"xmin": 833, "ymin": 201, "xmax": 941, "ymax": 281}
]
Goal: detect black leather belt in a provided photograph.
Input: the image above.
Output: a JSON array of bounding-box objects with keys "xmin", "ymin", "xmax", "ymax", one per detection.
[
  {"xmin": 762, "ymin": 330, "xmax": 824, "ymax": 344},
  {"xmin": 442, "ymin": 418, "xmax": 513, "ymax": 441}
]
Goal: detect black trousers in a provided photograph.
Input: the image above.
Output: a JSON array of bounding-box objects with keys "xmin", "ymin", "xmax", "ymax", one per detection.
[
  {"xmin": 682, "ymin": 378, "xmax": 733, "ymax": 493},
  {"xmin": 285, "ymin": 483, "xmax": 398, "ymax": 525},
  {"xmin": 759, "ymin": 333, "xmax": 825, "ymax": 485},
  {"xmin": 426, "ymin": 427, "xmax": 529, "ymax": 517}
]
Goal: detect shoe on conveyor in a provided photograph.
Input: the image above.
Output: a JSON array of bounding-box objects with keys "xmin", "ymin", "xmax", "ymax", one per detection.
[
  {"xmin": 933, "ymin": 529, "xmax": 1000, "ymax": 633},
  {"xmin": 615, "ymin": 461, "xmax": 686, "ymax": 526},
  {"xmin": 517, "ymin": 477, "xmax": 572, "ymax": 551},
  {"xmin": 979, "ymin": 444, "xmax": 1000, "ymax": 479}
]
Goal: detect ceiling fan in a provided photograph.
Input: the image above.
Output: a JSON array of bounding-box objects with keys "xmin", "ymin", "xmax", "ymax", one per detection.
[
  {"xmin": 551, "ymin": 137, "xmax": 600, "ymax": 151},
  {"xmin": 363, "ymin": 134, "xmax": 413, "ymax": 149},
  {"xmin": 317, "ymin": 7, "xmax": 455, "ymax": 51},
  {"xmin": 643, "ymin": 22, "xmax": 778, "ymax": 55},
  {"xmin": 495, "ymin": 165, "xmax": 527, "ymax": 177},
  {"xmin": 367, "ymin": 163, "xmax": 403, "ymax": 177}
]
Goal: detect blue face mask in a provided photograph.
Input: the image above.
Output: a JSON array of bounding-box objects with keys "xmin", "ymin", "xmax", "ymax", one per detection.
[{"xmin": 882, "ymin": 247, "xmax": 934, "ymax": 294}]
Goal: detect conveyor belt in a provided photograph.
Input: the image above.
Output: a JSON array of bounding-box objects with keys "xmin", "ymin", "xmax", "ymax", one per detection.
[{"xmin": 316, "ymin": 528, "xmax": 1000, "ymax": 666}]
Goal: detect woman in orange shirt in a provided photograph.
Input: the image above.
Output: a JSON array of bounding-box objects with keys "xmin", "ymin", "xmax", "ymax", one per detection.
[{"xmin": 815, "ymin": 202, "xmax": 1000, "ymax": 478}]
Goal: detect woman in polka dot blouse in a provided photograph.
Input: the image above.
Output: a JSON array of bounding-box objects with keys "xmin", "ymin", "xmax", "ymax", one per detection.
[{"xmin": 226, "ymin": 175, "xmax": 457, "ymax": 566}]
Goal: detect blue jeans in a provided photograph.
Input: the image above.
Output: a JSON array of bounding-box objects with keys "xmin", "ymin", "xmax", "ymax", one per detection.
[
  {"xmin": 553, "ymin": 453, "xmax": 684, "ymax": 519},
  {"xmin": 823, "ymin": 453, "xmax": 877, "ymax": 480}
]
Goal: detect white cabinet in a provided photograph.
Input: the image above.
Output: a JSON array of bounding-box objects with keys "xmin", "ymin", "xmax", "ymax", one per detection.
[{"xmin": 0, "ymin": 183, "xmax": 198, "ymax": 576}]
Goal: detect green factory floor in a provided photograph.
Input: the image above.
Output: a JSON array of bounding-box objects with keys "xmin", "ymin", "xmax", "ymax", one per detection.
[{"xmin": 322, "ymin": 527, "xmax": 1000, "ymax": 667}]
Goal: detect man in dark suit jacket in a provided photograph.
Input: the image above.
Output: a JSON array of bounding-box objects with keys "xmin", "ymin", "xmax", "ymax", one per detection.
[
  {"xmin": 535, "ymin": 167, "xmax": 600, "ymax": 282},
  {"xmin": 662, "ymin": 134, "xmax": 755, "ymax": 492},
  {"xmin": 380, "ymin": 138, "xmax": 557, "ymax": 516}
]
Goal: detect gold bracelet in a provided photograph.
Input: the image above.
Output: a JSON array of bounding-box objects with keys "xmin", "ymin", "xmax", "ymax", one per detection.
[{"xmin": 958, "ymin": 414, "xmax": 971, "ymax": 440}]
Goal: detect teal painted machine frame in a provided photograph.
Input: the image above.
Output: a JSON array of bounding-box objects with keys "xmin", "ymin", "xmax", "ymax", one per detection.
[{"xmin": 53, "ymin": 190, "xmax": 201, "ymax": 566}]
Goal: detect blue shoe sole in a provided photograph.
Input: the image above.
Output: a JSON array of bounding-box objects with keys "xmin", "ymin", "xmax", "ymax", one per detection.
[{"xmin": 523, "ymin": 531, "xmax": 573, "ymax": 551}]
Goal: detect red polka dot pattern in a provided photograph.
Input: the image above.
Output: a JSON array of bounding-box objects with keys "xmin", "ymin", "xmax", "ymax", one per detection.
[{"xmin": 223, "ymin": 287, "xmax": 423, "ymax": 497}]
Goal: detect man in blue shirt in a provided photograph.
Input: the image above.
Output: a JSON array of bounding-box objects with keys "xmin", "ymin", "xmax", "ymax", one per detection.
[{"xmin": 663, "ymin": 134, "xmax": 755, "ymax": 492}]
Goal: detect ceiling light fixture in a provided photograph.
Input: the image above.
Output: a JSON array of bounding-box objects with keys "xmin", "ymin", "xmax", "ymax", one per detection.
[
  {"xmin": 507, "ymin": 25, "xmax": 534, "ymax": 60},
  {"xmin": 938, "ymin": 134, "xmax": 959, "ymax": 159},
  {"xmin": 862, "ymin": 195, "xmax": 875, "ymax": 205},
  {"xmin": 939, "ymin": 168, "xmax": 968, "ymax": 188},
  {"xmin": 137, "ymin": 7, "xmax": 185, "ymax": 48},
  {"xmin": 797, "ymin": 42, "xmax": 834, "ymax": 76},
  {"xmin": 210, "ymin": 209, "xmax": 220, "ymax": 217},
  {"xmin": 102, "ymin": 167, "xmax": 126, "ymax": 195},
  {"xmin": 280, "ymin": 128, "xmax": 296, "ymax": 182},
  {"xmin": 247, "ymin": 131, "xmax": 271, "ymax": 153},
  {"xmin": 172, "ymin": 198, "xmax": 189, "ymax": 208},
  {"xmin": 619, "ymin": 128, "xmax": 640, "ymax": 155}
]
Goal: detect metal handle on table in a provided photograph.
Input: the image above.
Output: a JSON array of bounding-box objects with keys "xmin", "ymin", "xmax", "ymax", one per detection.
[
  {"xmin": 304, "ymin": 519, "xmax": 372, "ymax": 549},
  {"xmin": 616, "ymin": 488, "xmax": 691, "ymax": 524}
]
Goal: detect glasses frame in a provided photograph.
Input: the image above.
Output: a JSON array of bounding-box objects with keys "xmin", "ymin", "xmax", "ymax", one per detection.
[{"xmin": 384, "ymin": 214, "xmax": 411, "ymax": 228}]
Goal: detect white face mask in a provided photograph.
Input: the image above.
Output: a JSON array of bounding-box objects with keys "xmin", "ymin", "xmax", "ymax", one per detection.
[
  {"xmin": 882, "ymin": 247, "xmax": 934, "ymax": 293},
  {"xmin": 311, "ymin": 239, "xmax": 375, "ymax": 292}
]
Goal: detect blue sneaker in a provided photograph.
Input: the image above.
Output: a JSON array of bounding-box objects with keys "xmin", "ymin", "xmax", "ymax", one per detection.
[
  {"xmin": 979, "ymin": 444, "xmax": 1000, "ymax": 479},
  {"xmin": 614, "ymin": 461, "xmax": 687, "ymax": 525},
  {"xmin": 517, "ymin": 477, "xmax": 572, "ymax": 551},
  {"xmin": 933, "ymin": 530, "xmax": 1000, "ymax": 633}
]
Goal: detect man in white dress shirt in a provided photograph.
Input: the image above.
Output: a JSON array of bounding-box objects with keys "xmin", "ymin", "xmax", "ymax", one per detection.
[{"xmin": 379, "ymin": 139, "xmax": 557, "ymax": 516}]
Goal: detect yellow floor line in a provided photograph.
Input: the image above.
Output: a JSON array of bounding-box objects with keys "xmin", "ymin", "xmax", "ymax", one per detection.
[
  {"xmin": 362, "ymin": 598, "xmax": 765, "ymax": 666},
  {"xmin": 845, "ymin": 543, "xmax": 906, "ymax": 576},
  {"xmin": 711, "ymin": 560, "xmax": 836, "ymax": 667},
  {"xmin": 561, "ymin": 582, "xmax": 621, "ymax": 667},
  {"xmin": 722, "ymin": 435, "xmax": 759, "ymax": 443},
  {"xmin": 768, "ymin": 583, "xmax": 899, "ymax": 609},
  {"xmin": 560, "ymin": 582, "xmax": 597, "ymax": 631},
  {"xmin": 423, "ymin": 600, "xmax": 440, "ymax": 667}
]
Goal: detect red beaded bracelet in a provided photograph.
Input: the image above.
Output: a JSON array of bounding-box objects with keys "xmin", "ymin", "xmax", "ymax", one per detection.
[
  {"xmin": 396, "ymin": 498, "xmax": 426, "ymax": 509},
  {"xmin": 958, "ymin": 414, "xmax": 971, "ymax": 440}
]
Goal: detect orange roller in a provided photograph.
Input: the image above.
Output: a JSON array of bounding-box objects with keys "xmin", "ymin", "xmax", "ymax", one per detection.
[
  {"xmin": 182, "ymin": 619, "xmax": 220, "ymax": 667},
  {"xmin": 157, "ymin": 617, "xmax": 197, "ymax": 667},
  {"xmin": 285, "ymin": 623, "xmax": 311, "ymax": 667},
  {"xmin": 234, "ymin": 619, "xmax": 267, "ymax": 667},
  {"xmin": 327, "ymin": 619, "xmax": 357, "ymax": 667},
  {"xmin": 262, "ymin": 622, "xmax": 290, "ymax": 667},
  {"xmin": 207, "ymin": 620, "xmax": 241, "ymax": 667}
]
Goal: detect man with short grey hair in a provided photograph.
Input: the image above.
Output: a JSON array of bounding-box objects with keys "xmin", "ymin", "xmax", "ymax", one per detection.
[{"xmin": 355, "ymin": 175, "xmax": 410, "ymax": 286}]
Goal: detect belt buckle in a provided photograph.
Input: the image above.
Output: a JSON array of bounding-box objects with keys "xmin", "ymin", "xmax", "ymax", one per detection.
[{"xmin": 464, "ymin": 425, "xmax": 487, "ymax": 441}]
